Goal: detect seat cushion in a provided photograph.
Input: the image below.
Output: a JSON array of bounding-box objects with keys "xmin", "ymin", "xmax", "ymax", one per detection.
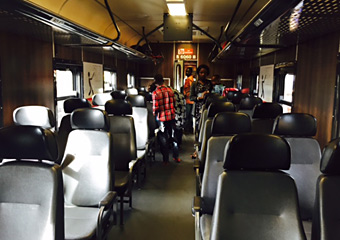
[
  {"xmin": 200, "ymin": 214, "xmax": 212, "ymax": 240},
  {"xmin": 65, "ymin": 205, "xmax": 99, "ymax": 240},
  {"xmin": 115, "ymin": 171, "xmax": 130, "ymax": 194}
]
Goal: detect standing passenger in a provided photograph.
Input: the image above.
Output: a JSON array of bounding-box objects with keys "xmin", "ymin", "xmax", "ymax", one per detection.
[
  {"xmin": 183, "ymin": 67, "xmax": 195, "ymax": 133},
  {"xmin": 190, "ymin": 64, "xmax": 213, "ymax": 140},
  {"xmin": 152, "ymin": 74, "xmax": 181, "ymax": 164},
  {"xmin": 170, "ymin": 86, "xmax": 186, "ymax": 148}
]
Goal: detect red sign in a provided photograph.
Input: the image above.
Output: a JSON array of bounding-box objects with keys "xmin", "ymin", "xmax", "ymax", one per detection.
[{"xmin": 178, "ymin": 48, "xmax": 193, "ymax": 55}]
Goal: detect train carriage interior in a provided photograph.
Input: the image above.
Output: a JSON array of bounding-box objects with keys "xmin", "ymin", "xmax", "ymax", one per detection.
[{"xmin": 1, "ymin": 0, "xmax": 340, "ymax": 239}]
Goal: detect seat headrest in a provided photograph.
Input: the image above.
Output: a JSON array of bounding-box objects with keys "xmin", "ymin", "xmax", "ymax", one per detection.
[
  {"xmin": 207, "ymin": 102, "xmax": 235, "ymax": 118},
  {"xmin": 126, "ymin": 95, "xmax": 147, "ymax": 107},
  {"xmin": 273, "ymin": 113, "xmax": 317, "ymax": 136},
  {"xmin": 320, "ymin": 138, "xmax": 340, "ymax": 174},
  {"xmin": 239, "ymin": 96, "xmax": 263, "ymax": 110},
  {"xmin": 71, "ymin": 108, "xmax": 109, "ymax": 130},
  {"xmin": 0, "ymin": 125, "xmax": 58, "ymax": 161},
  {"xmin": 252, "ymin": 102, "xmax": 283, "ymax": 119},
  {"xmin": 224, "ymin": 133, "xmax": 290, "ymax": 170},
  {"xmin": 211, "ymin": 112, "xmax": 251, "ymax": 136},
  {"xmin": 126, "ymin": 88, "xmax": 139, "ymax": 95},
  {"xmin": 204, "ymin": 95, "xmax": 228, "ymax": 109},
  {"xmin": 111, "ymin": 90, "xmax": 127, "ymax": 100},
  {"xmin": 231, "ymin": 91, "xmax": 243, "ymax": 104},
  {"xmin": 92, "ymin": 93, "xmax": 112, "ymax": 106},
  {"xmin": 13, "ymin": 106, "xmax": 55, "ymax": 129},
  {"xmin": 105, "ymin": 99, "xmax": 132, "ymax": 115},
  {"xmin": 227, "ymin": 90, "xmax": 238, "ymax": 100},
  {"xmin": 64, "ymin": 98, "xmax": 91, "ymax": 113},
  {"xmin": 138, "ymin": 91, "xmax": 152, "ymax": 102}
]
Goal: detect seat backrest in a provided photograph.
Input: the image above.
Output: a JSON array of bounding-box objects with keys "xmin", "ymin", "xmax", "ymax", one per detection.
[
  {"xmin": 0, "ymin": 125, "xmax": 64, "ymax": 240},
  {"xmin": 125, "ymin": 88, "xmax": 139, "ymax": 95},
  {"xmin": 126, "ymin": 95, "xmax": 149, "ymax": 151},
  {"xmin": 111, "ymin": 90, "xmax": 127, "ymax": 100},
  {"xmin": 201, "ymin": 112, "xmax": 251, "ymax": 215},
  {"xmin": 198, "ymin": 95, "xmax": 227, "ymax": 135},
  {"xmin": 105, "ymin": 99, "xmax": 137, "ymax": 171},
  {"xmin": 62, "ymin": 108, "xmax": 113, "ymax": 206},
  {"xmin": 57, "ymin": 98, "xmax": 91, "ymax": 164},
  {"xmin": 92, "ymin": 93, "xmax": 112, "ymax": 109},
  {"xmin": 251, "ymin": 102, "xmax": 283, "ymax": 133},
  {"xmin": 198, "ymin": 102, "xmax": 235, "ymax": 170},
  {"xmin": 238, "ymin": 96, "xmax": 262, "ymax": 118},
  {"xmin": 198, "ymin": 101, "xmax": 234, "ymax": 144},
  {"xmin": 13, "ymin": 105, "xmax": 55, "ymax": 129},
  {"xmin": 312, "ymin": 138, "xmax": 340, "ymax": 240},
  {"xmin": 273, "ymin": 113, "xmax": 321, "ymax": 221},
  {"xmin": 210, "ymin": 133, "xmax": 306, "ymax": 240}
]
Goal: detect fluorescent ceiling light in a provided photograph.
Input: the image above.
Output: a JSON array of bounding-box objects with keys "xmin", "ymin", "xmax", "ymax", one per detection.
[{"xmin": 167, "ymin": 3, "xmax": 187, "ymax": 16}]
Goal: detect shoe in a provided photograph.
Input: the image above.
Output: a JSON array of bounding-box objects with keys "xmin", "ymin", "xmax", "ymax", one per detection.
[{"xmin": 173, "ymin": 158, "xmax": 181, "ymax": 163}]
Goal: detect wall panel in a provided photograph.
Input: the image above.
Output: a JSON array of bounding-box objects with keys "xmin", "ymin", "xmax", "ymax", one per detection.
[
  {"xmin": 295, "ymin": 32, "xmax": 339, "ymax": 148},
  {"xmin": 0, "ymin": 32, "xmax": 54, "ymax": 126}
]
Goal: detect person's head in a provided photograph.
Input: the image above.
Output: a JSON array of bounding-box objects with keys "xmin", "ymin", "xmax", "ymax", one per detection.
[
  {"xmin": 154, "ymin": 74, "xmax": 164, "ymax": 86},
  {"xmin": 197, "ymin": 64, "xmax": 210, "ymax": 81},
  {"xmin": 211, "ymin": 74, "xmax": 221, "ymax": 85},
  {"xmin": 186, "ymin": 67, "xmax": 193, "ymax": 77}
]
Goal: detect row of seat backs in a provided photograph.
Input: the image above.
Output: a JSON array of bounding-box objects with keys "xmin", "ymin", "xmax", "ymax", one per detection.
[
  {"xmin": 92, "ymin": 90, "xmax": 152, "ymax": 106},
  {"xmin": 198, "ymin": 111, "xmax": 321, "ymax": 239},
  {"xmin": 9, "ymin": 106, "xmax": 117, "ymax": 238},
  {"xmin": 202, "ymin": 127, "xmax": 340, "ymax": 240}
]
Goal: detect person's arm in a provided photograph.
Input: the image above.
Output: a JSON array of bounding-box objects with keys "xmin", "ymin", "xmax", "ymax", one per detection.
[
  {"xmin": 183, "ymin": 79, "xmax": 190, "ymax": 97},
  {"xmin": 152, "ymin": 91, "xmax": 159, "ymax": 116}
]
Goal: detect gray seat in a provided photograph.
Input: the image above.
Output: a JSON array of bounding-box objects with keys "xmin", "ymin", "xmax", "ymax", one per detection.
[
  {"xmin": 209, "ymin": 133, "xmax": 306, "ymax": 240},
  {"xmin": 57, "ymin": 98, "xmax": 91, "ymax": 164},
  {"xmin": 197, "ymin": 95, "xmax": 228, "ymax": 144},
  {"xmin": 193, "ymin": 112, "xmax": 251, "ymax": 240},
  {"xmin": 251, "ymin": 102, "xmax": 283, "ymax": 133},
  {"xmin": 0, "ymin": 125, "xmax": 64, "ymax": 240},
  {"xmin": 312, "ymin": 138, "xmax": 340, "ymax": 240},
  {"xmin": 273, "ymin": 113, "xmax": 321, "ymax": 239},
  {"xmin": 126, "ymin": 95, "xmax": 151, "ymax": 179},
  {"xmin": 105, "ymin": 99, "xmax": 136, "ymax": 225},
  {"xmin": 92, "ymin": 93, "xmax": 113, "ymax": 110},
  {"xmin": 194, "ymin": 101, "xmax": 235, "ymax": 177},
  {"xmin": 62, "ymin": 108, "xmax": 117, "ymax": 240}
]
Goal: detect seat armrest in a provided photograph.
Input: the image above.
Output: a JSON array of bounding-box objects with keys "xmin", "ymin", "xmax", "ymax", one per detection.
[
  {"xmin": 193, "ymin": 159, "xmax": 201, "ymax": 169},
  {"xmin": 194, "ymin": 142, "xmax": 201, "ymax": 152},
  {"xmin": 193, "ymin": 196, "xmax": 203, "ymax": 240},
  {"xmin": 192, "ymin": 196, "xmax": 202, "ymax": 215},
  {"xmin": 99, "ymin": 191, "xmax": 117, "ymax": 210},
  {"xmin": 194, "ymin": 159, "xmax": 202, "ymax": 196}
]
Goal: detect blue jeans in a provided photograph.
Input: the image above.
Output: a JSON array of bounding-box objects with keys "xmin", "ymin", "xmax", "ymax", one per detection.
[{"xmin": 156, "ymin": 119, "xmax": 179, "ymax": 162}]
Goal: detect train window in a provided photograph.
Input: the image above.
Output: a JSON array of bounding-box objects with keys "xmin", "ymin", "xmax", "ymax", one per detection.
[
  {"xmin": 127, "ymin": 73, "xmax": 135, "ymax": 88},
  {"xmin": 282, "ymin": 74, "xmax": 295, "ymax": 103},
  {"xmin": 55, "ymin": 69, "xmax": 80, "ymax": 128},
  {"xmin": 104, "ymin": 70, "xmax": 117, "ymax": 92},
  {"xmin": 278, "ymin": 73, "xmax": 295, "ymax": 113},
  {"xmin": 56, "ymin": 70, "xmax": 77, "ymax": 98}
]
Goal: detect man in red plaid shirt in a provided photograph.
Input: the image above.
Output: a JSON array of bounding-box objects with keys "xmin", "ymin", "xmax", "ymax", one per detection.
[{"xmin": 152, "ymin": 74, "xmax": 181, "ymax": 164}]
